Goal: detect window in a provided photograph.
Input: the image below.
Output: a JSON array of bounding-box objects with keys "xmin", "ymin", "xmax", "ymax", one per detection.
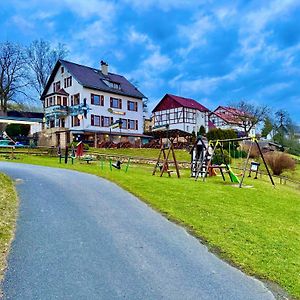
[
  {"xmin": 103, "ymin": 116, "xmax": 112, "ymax": 127},
  {"xmin": 121, "ymin": 119, "xmax": 127, "ymax": 129},
  {"xmin": 110, "ymin": 97, "xmax": 122, "ymax": 109},
  {"xmin": 61, "ymin": 67, "xmax": 64, "ymax": 74},
  {"xmin": 49, "ymin": 96, "xmax": 54, "ymax": 106},
  {"xmin": 64, "ymin": 76, "xmax": 72, "ymax": 88},
  {"xmin": 62, "ymin": 97, "xmax": 68, "ymax": 106},
  {"xmin": 57, "ymin": 96, "xmax": 61, "ymax": 105},
  {"xmin": 91, "ymin": 94, "xmax": 104, "ymax": 106},
  {"xmin": 53, "ymin": 81, "xmax": 60, "ymax": 92},
  {"xmin": 72, "ymin": 116, "xmax": 80, "ymax": 127},
  {"xmin": 128, "ymin": 119, "xmax": 138, "ymax": 130},
  {"xmin": 91, "ymin": 114, "xmax": 101, "ymax": 126},
  {"xmin": 71, "ymin": 94, "xmax": 80, "ymax": 106},
  {"xmin": 127, "ymin": 101, "xmax": 138, "ymax": 111},
  {"xmin": 103, "ymin": 80, "xmax": 121, "ymax": 90}
]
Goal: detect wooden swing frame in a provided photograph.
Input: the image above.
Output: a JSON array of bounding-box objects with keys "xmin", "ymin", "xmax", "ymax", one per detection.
[{"xmin": 202, "ymin": 137, "xmax": 275, "ymax": 188}]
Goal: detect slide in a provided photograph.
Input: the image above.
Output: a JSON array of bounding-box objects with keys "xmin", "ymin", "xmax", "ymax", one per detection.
[{"xmin": 227, "ymin": 166, "xmax": 240, "ymax": 183}]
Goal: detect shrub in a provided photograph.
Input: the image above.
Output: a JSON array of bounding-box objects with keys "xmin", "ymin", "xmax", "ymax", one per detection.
[
  {"xmin": 212, "ymin": 149, "xmax": 231, "ymax": 165},
  {"xmin": 265, "ymin": 152, "xmax": 296, "ymax": 175},
  {"xmin": 242, "ymin": 144, "xmax": 260, "ymax": 159}
]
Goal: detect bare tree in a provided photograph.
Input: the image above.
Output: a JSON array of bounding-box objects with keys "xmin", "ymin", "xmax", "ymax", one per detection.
[
  {"xmin": 26, "ymin": 39, "xmax": 68, "ymax": 98},
  {"xmin": 231, "ymin": 100, "xmax": 270, "ymax": 136},
  {"xmin": 0, "ymin": 41, "xmax": 27, "ymax": 114}
]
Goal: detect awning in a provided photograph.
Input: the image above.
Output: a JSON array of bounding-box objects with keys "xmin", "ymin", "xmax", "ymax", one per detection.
[{"xmin": 0, "ymin": 116, "xmax": 43, "ymax": 125}]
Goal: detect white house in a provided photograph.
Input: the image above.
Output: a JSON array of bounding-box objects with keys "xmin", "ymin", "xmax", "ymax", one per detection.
[
  {"xmin": 41, "ymin": 60, "xmax": 148, "ymax": 147},
  {"xmin": 152, "ymin": 94, "xmax": 210, "ymax": 134},
  {"xmin": 209, "ymin": 106, "xmax": 256, "ymax": 137}
]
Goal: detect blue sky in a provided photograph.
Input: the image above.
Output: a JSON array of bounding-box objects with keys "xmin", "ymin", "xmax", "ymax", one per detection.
[{"xmin": 1, "ymin": 0, "xmax": 300, "ymax": 122}]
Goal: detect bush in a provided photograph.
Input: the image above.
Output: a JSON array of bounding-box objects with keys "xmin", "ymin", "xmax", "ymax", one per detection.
[
  {"xmin": 5, "ymin": 124, "xmax": 30, "ymax": 137},
  {"xmin": 242, "ymin": 144, "xmax": 260, "ymax": 159},
  {"xmin": 212, "ymin": 149, "xmax": 231, "ymax": 165},
  {"xmin": 265, "ymin": 152, "xmax": 296, "ymax": 175}
]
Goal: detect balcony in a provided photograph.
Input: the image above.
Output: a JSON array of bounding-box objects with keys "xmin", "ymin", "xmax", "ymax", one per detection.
[{"xmin": 45, "ymin": 105, "xmax": 68, "ymax": 118}]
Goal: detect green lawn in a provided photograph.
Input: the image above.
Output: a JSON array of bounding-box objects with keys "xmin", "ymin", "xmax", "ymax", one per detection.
[
  {"xmin": 1, "ymin": 153, "xmax": 299, "ymax": 299},
  {"xmin": 89, "ymin": 147, "xmax": 191, "ymax": 161},
  {"xmin": 0, "ymin": 173, "xmax": 18, "ymax": 284}
]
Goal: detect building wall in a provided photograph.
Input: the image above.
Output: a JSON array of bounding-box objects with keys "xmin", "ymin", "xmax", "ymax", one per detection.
[
  {"xmin": 44, "ymin": 65, "xmax": 144, "ymax": 136},
  {"xmin": 79, "ymin": 87, "xmax": 143, "ymax": 135},
  {"xmin": 153, "ymin": 107, "xmax": 208, "ymax": 133}
]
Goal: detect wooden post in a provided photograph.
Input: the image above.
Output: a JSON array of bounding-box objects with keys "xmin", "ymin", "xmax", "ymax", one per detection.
[
  {"xmin": 239, "ymin": 141, "xmax": 253, "ymax": 188},
  {"xmin": 255, "ymin": 140, "xmax": 275, "ymax": 187}
]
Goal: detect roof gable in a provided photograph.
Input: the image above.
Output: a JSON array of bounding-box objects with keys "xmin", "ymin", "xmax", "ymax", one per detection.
[
  {"xmin": 41, "ymin": 60, "xmax": 146, "ymax": 100},
  {"xmin": 152, "ymin": 94, "xmax": 210, "ymax": 113}
]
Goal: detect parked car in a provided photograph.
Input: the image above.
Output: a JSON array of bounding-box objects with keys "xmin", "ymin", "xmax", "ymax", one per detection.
[{"xmin": 0, "ymin": 140, "xmax": 24, "ymax": 147}]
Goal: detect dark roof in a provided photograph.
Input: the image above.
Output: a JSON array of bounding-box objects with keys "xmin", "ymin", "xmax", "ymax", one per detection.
[
  {"xmin": 8, "ymin": 111, "xmax": 44, "ymax": 119},
  {"xmin": 152, "ymin": 94, "xmax": 210, "ymax": 113},
  {"xmin": 41, "ymin": 60, "xmax": 146, "ymax": 100}
]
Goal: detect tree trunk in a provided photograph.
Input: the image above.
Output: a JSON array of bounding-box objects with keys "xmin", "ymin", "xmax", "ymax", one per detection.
[{"xmin": 0, "ymin": 110, "xmax": 7, "ymax": 132}]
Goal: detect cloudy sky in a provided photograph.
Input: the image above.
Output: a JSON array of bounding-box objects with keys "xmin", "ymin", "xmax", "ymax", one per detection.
[{"xmin": 0, "ymin": 0, "xmax": 300, "ymax": 122}]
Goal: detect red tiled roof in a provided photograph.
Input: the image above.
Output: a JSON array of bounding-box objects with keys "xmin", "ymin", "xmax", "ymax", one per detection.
[
  {"xmin": 208, "ymin": 120, "xmax": 216, "ymax": 129},
  {"xmin": 152, "ymin": 94, "xmax": 210, "ymax": 112},
  {"xmin": 212, "ymin": 111, "xmax": 243, "ymax": 125},
  {"xmin": 168, "ymin": 94, "xmax": 210, "ymax": 112}
]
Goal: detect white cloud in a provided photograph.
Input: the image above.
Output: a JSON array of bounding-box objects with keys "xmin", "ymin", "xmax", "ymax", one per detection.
[
  {"xmin": 177, "ymin": 14, "xmax": 215, "ymax": 56},
  {"xmin": 63, "ymin": 0, "xmax": 116, "ymax": 20},
  {"xmin": 10, "ymin": 15, "xmax": 34, "ymax": 31},
  {"xmin": 75, "ymin": 20, "xmax": 116, "ymax": 47},
  {"xmin": 142, "ymin": 51, "xmax": 171, "ymax": 71},
  {"xmin": 259, "ymin": 82, "xmax": 292, "ymax": 95},
  {"xmin": 122, "ymin": 0, "xmax": 200, "ymax": 12},
  {"xmin": 238, "ymin": 0, "xmax": 300, "ymax": 60},
  {"xmin": 170, "ymin": 63, "xmax": 254, "ymax": 94}
]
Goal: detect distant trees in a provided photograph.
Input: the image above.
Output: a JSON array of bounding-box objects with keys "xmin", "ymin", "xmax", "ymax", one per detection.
[
  {"xmin": 260, "ymin": 109, "xmax": 299, "ymax": 155},
  {"xmin": 231, "ymin": 100, "xmax": 269, "ymax": 136},
  {"xmin": 261, "ymin": 117, "xmax": 273, "ymax": 138},
  {"xmin": 0, "ymin": 42, "xmax": 27, "ymax": 113},
  {"xmin": 26, "ymin": 39, "xmax": 67, "ymax": 97},
  {"xmin": 0, "ymin": 39, "xmax": 68, "ymax": 114},
  {"xmin": 198, "ymin": 125, "xmax": 206, "ymax": 136}
]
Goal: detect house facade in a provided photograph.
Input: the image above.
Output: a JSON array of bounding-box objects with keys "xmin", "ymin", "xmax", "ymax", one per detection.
[
  {"xmin": 152, "ymin": 94, "xmax": 210, "ymax": 134},
  {"xmin": 41, "ymin": 60, "xmax": 147, "ymax": 147},
  {"xmin": 209, "ymin": 106, "xmax": 256, "ymax": 137}
]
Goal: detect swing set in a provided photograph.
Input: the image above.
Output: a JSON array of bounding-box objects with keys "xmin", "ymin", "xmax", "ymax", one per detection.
[{"xmin": 196, "ymin": 137, "xmax": 275, "ymax": 188}]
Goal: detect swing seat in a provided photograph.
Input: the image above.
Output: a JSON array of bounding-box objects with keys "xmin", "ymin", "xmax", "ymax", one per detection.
[{"xmin": 112, "ymin": 160, "xmax": 122, "ymax": 169}]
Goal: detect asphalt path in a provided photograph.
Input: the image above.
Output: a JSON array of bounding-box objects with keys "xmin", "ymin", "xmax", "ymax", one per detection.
[{"xmin": 0, "ymin": 162, "xmax": 275, "ymax": 300}]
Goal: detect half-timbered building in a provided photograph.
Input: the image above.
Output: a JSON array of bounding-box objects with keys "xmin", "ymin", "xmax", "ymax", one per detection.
[{"xmin": 152, "ymin": 94, "xmax": 210, "ymax": 134}]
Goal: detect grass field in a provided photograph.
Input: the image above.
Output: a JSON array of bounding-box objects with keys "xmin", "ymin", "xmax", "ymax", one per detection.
[
  {"xmin": 89, "ymin": 147, "xmax": 191, "ymax": 161},
  {"xmin": 1, "ymin": 153, "xmax": 299, "ymax": 299},
  {"xmin": 0, "ymin": 173, "xmax": 18, "ymax": 285}
]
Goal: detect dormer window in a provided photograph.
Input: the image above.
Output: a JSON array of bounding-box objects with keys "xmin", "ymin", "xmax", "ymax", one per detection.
[
  {"xmin": 53, "ymin": 81, "xmax": 60, "ymax": 92},
  {"xmin": 102, "ymin": 79, "xmax": 121, "ymax": 90}
]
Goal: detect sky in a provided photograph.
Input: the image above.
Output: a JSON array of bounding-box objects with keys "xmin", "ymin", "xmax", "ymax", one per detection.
[{"xmin": 0, "ymin": 0, "xmax": 300, "ymax": 123}]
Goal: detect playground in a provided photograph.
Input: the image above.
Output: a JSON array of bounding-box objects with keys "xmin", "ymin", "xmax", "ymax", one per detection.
[{"xmin": 0, "ymin": 148, "xmax": 299, "ymax": 298}]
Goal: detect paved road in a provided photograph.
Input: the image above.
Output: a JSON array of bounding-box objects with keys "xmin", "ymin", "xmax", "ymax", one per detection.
[{"xmin": 0, "ymin": 162, "xmax": 275, "ymax": 300}]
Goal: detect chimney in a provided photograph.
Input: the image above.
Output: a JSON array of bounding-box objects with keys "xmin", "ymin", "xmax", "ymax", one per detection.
[{"xmin": 101, "ymin": 60, "xmax": 108, "ymax": 75}]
